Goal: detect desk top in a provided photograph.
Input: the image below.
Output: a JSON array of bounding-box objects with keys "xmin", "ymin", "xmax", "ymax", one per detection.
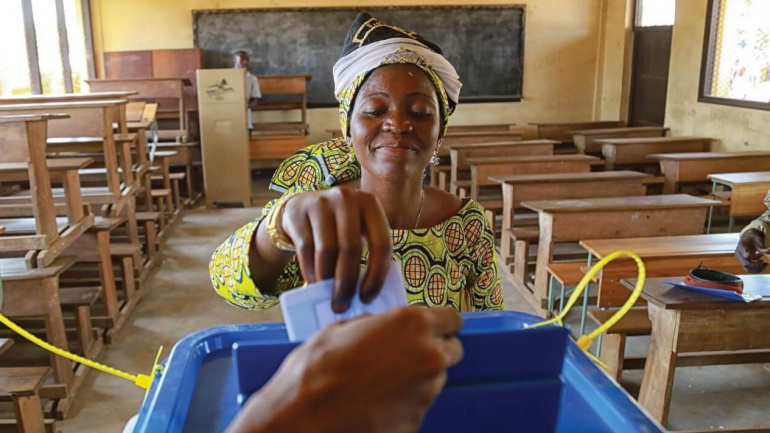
[
  {"xmin": 0, "ymin": 100, "xmax": 128, "ymax": 111},
  {"xmin": 529, "ymin": 121, "xmax": 623, "ymax": 127},
  {"xmin": 0, "ymin": 256, "xmax": 78, "ymax": 281},
  {"xmin": 449, "ymin": 139, "xmax": 558, "ymax": 151},
  {"xmin": 623, "ymin": 275, "xmax": 770, "ymax": 310},
  {"xmin": 0, "ymin": 91, "xmax": 137, "ymax": 105},
  {"xmin": 522, "ymin": 194, "xmax": 720, "ymax": 213},
  {"xmin": 0, "ymin": 114, "xmax": 70, "ymax": 124},
  {"xmin": 490, "ymin": 170, "xmax": 649, "ymax": 185},
  {"xmin": 707, "ymin": 171, "xmax": 770, "ymax": 185},
  {"xmin": 580, "ymin": 233, "xmax": 740, "ymax": 259},
  {"xmin": 596, "ymin": 136, "xmax": 711, "ymax": 145},
  {"xmin": 568, "ymin": 126, "xmax": 669, "ymax": 136},
  {"xmin": 0, "ymin": 158, "xmax": 93, "ymax": 174},
  {"xmin": 88, "ymin": 77, "xmax": 193, "ymax": 86},
  {"xmin": 648, "ymin": 151, "xmax": 770, "ymax": 161},
  {"xmin": 466, "ymin": 154, "xmax": 599, "ymax": 165}
]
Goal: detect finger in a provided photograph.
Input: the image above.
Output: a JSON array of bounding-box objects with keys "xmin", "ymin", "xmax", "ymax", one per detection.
[
  {"xmin": 291, "ymin": 215, "xmax": 316, "ymax": 284},
  {"xmin": 424, "ymin": 307, "xmax": 464, "ymax": 337},
  {"xmin": 358, "ymin": 194, "xmax": 394, "ymax": 302},
  {"xmin": 332, "ymin": 199, "xmax": 363, "ymax": 312},
  {"xmin": 438, "ymin": 335, "xmax": 464, "ymax": 367},
  {"xmin": 309, "ymin": 200, "xmax": 339, "ymax": 283}
]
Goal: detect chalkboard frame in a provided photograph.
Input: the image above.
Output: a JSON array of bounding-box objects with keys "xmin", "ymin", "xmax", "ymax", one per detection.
[{"xmin": 192, "ymin": 6, "xmax": 526, "ymax": 108}]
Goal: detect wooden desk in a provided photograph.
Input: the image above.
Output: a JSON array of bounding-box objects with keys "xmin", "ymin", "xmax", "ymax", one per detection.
[
  {"xmin": 448, "ymin": 140, "xmax": 556, "ymax": 195},
  {"xmin": 87, "ymin": 77, "xmax": 191, "ymax": 138},
  {"xmin": 569, "ymin": 126, "xmax": 669, "ymax": 154},
  {"xmin": 581, "ymin": 233, "xmax": 743, "ymax": 307},
  {"xmin": 440, "ymin": 131, "xmax": 523, "ymax": 156},
  {"xmin": 530, "ymin": 120, "xmax": 625, "ymax": 143},
  {"xmin": 467, "ymin": 154, "xmax": 600, "ymax": 201},
  {"xmin": 597, "ymin": 136, "xmax": 711, "ymax": 171},
  {"xmin": 519, "ymin": 194, "xmax": 720, "ymax": 314},
  {"xmin": 649, "ymin": 152, "xmax": 770, "ymax": 194},
  {"xmin": 622, "ymin": 275, "xmax": 770, "ymax": 428},
  {"xmin": 707, "ymin": 172, "xmax": 770, "ymax": 233},
  {"xmin": 492, "ymin": 171, "xmax": 650, "ymax": 266}
]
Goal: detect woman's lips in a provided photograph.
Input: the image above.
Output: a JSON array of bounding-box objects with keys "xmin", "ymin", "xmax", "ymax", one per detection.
[{"xmin": 375, "ymin": 146, "xmax": 415, "ymax": 156}]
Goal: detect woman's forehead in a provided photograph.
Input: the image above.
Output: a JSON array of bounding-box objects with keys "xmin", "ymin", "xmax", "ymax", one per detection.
[{"xmin": 359, "ymin": 64, "xmax": 437, "ymax": 97}]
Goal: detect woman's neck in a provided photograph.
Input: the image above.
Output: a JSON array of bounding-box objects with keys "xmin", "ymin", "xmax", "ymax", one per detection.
[{"xmin": 359, "ymin": 173, "xmax": 424, "ymax": 230}]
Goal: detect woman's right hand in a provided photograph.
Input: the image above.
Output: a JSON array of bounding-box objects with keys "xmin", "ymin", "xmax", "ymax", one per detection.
[
  {"xmin": 735, "ymin": 229, "xmax": 770, "ymax": 273},
  {"xmin": 279, "ymin": 188, "xmax": 393, "ymax": 312}
]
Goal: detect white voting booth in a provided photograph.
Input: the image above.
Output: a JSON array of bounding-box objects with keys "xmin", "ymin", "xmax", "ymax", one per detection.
[{"xmin": 197, "ymin": 68, "xmax": 252, "ymax": 208}]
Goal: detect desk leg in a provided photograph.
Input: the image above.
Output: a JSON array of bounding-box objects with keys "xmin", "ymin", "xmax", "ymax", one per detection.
[
  {"xmin": 706, "ymin": 181, "xmax": 717, "ymax": 234},
  {"xmin": 579, "ymin": 253, "xmax": 593, "ymax": 336},
  {"xmin": 500, "ymin": 185, "xmax": 515, "ymax": 263},
  {"xmin": 638, "ymin": 304, "xmax": 680, "ymax": 426},
  {"xmin": 660, "ymin": 161, "xmax": 678, "ymax": 194}
]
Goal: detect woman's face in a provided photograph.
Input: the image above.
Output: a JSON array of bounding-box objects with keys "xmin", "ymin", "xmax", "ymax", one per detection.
[{"xmin": 349, "ymin": 63, "xmax": 441, "ymax": 183}]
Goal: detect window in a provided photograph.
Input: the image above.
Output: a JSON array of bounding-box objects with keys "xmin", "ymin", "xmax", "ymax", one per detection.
[
  {"xmin": 700, "ymin": 0, "xmax": 770, "ymax": 110},
  {"xmin": 0, "ymin": 0, "xmax": 95, "ymax": 95},
  {"xmin": 635, "ymin": 0, "xmax": 676, "ymax": 28}
]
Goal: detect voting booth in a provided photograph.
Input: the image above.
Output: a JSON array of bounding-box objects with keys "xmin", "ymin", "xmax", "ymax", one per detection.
[{"xmin": 196, "ymin": 68, "xmax": 251, "ymax": 208}]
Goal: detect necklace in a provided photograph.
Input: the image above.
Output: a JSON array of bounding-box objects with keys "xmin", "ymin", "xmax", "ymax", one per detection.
[{"xmin": 355, "ymin": 181, "xmax": 425, "ymax": 229}]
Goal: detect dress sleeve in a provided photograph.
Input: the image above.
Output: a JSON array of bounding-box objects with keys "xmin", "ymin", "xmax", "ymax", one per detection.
[
  {"xmin": 741, "ymin": 189, "xmax": 770, "ymax": 245},
  {"xmin": 208, "ymin": 197, "xmax": 303, "ymax": 310},
  {"xmin": 465, "ymin": 202, "xmax": 505, "ymax": 311}
]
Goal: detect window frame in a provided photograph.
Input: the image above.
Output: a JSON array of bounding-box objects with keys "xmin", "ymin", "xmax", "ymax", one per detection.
[
  {"xmin": 18, "ymin": 0, "xmax": 96, "ymax": 94},
  {"xmin": 698, "ymin": 0, "xmax": 770, "ymax": 111}
]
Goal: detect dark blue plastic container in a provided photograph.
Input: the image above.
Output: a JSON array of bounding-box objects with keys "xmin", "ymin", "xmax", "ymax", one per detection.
[{"xmin": 133, "ymin": 311, "xmax": 666, "ymax": 433}]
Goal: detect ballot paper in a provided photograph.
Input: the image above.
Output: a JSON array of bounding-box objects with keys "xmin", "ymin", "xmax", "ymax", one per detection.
[{"xmin": 280, "ymin": 262, "xmax": 407, "ymax": 342}]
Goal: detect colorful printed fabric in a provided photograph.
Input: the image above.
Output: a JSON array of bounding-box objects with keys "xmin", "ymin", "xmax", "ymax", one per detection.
[
  {"xmin": 209, "ymin": 139, "xmax": 504, "ymax": 312},
  {"xmin": 741, "ymin": 189, "xmax": 770, "ymax": 245}
]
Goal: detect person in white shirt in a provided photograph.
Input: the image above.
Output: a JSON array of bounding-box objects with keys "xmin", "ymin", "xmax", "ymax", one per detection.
[{"xmin": 233, "ymin": 50, "xmax": 262, "ymax": 136}]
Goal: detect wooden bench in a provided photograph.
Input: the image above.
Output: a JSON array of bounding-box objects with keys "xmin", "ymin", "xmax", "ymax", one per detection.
[
  {"xmin": 597, "ymin": 136, "xmax": 712, "ymax": 171},
  {"xmin": 546, "ymin": 262, "xmax": 601, "ymax": 316},
  {"xmin": 520, "ymin": 194, "xmax": 720, "ymax": 315},
  {"xmin": 569, "ymin": 126, "xmax": 669, "ymax": 154},
  {"xmin": 649, "ymin": 151, "xmax": 770, "ymax": 194},
  {"xmin": 491, "ymin": 171, "xmax": 651, "ymax": 271}
]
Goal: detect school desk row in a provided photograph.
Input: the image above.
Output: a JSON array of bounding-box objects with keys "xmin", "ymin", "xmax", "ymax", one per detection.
[{"xmin": 0, "ymin": 93, "xmax": 202, "ymax": 428}]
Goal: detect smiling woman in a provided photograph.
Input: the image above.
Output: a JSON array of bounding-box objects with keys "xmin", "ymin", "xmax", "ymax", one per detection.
[{"xmin": 209, "ymin": 13, "xmax": 504, "ymax": 314}]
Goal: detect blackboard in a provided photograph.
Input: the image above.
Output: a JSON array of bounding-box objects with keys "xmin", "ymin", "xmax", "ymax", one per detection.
[{"xmin": 193, "ymin": 6, "xmax": 525, "ymax": 107}]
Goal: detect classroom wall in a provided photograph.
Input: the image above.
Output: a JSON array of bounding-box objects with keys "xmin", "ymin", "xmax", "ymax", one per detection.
[
  {"xmin": 665, "ymin": 0, "xmax": 770, "ymax": 151},
  {"xmin": 93, "ymin": 0, "xmax": 617, "ymax": 144}
]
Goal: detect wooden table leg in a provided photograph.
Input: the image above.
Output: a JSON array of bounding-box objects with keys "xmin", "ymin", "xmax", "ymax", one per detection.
[
  {"xmin": 500, "ymin": 184, "xmax": 515, "ymax": 262},
  {"xmin": 638, "ymin": 303, "xmax": 680, "ymax": 426},
  {"xmin": 660, "ymin": 160, "xmax": 678, "ymax": 194}
]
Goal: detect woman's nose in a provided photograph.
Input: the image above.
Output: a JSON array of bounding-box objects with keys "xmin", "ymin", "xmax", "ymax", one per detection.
[{"xmin": 382, "ymin": 111, "xmax": 414, "ymax": 133}]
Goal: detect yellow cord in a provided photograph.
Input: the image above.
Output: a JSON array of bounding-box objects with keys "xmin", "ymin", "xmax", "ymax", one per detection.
[
  {"xmin": 0, "ymin": 312, "xmax": 159, "ymax": 390},
  {"xmin": 528, "ymin": 250, "xmax": 646, "ymax": 360}
]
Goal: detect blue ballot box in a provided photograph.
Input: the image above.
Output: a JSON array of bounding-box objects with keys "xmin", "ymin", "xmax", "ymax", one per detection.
[{"xmin": 133, "ymin": 311, "xmax": 666, "ymax": 433}]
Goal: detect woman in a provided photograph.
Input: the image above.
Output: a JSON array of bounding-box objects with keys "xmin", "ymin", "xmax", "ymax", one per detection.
[{"xmin": 210, "ymin": 13, "xmax": 504, "ymax": 313}]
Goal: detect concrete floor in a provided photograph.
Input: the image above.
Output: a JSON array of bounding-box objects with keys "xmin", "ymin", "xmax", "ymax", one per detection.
[{"xmin": 59, "ymin": 204, "xmax": 770, "ymax": 432}]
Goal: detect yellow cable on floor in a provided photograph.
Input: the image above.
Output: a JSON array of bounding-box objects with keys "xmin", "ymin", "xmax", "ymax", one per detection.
[
  {"xmin": 528, "ymin": 250, "xmax": 646, "ymax": 364},
  {"xmin": 0, "ymin": 312, "xmax": 161, "ymax": 390}
]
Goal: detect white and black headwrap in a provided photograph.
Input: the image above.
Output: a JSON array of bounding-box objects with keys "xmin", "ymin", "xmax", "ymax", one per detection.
[{"xmin": 333, "ymin": 13, "xmax": 462, "ymax": 137}]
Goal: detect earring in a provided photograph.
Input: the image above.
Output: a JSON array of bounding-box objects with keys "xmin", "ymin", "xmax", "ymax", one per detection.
[{"xmin": 430, "ymin": 148, "xmax": 440, "ymax": 166}]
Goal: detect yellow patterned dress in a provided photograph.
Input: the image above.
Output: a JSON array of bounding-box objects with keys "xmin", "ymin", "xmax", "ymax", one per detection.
[{"xmin": 209, "ymin": 139, "xmax": 504, "ymax": 312}]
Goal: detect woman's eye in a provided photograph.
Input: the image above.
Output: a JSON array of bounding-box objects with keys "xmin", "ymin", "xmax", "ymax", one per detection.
[
  {"xmin": 412, "ymin": 110, "xmax": 433, "ymax": 118},
  {"xmin": 362, "ymin": 109, "xmax": 384, "ymax": 116}
]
